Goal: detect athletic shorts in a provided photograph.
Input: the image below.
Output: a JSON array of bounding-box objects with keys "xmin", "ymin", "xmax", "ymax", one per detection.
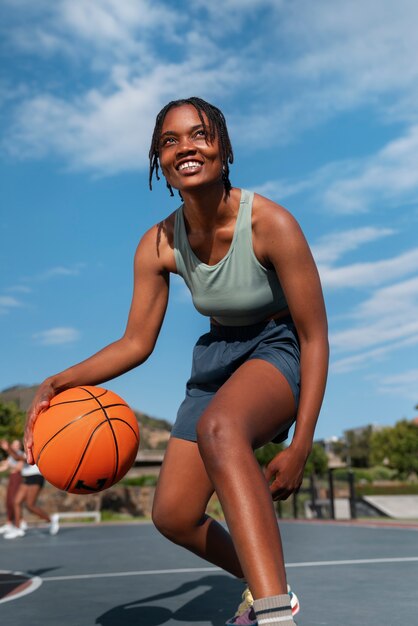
[
  {"xmin": 23, "ymin": 474, "xmax": 45, "ymax": 487},
  {"xmin": 171, "ymin": 315, "xmax": 300, "ymax": 444}
]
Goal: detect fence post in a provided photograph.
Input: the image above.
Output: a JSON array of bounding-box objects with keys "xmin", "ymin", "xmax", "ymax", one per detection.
[
  {"xmin": 348, "ymin": 470, "xmax": 357, "ymax": 519},
  {"xmin": 328, "ymin": 469, "xmax": 335, "ymax": 519},
  {"xmin": 292, "ymin": 491, "xmax": 298, "ymax": 518},
  {"xmin": 310, "ymin": 473, "xmax": 318, "ymax": 518}
]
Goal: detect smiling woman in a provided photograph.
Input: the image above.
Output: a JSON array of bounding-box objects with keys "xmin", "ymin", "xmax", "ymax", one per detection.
[
  {"xmin": 149, "ymin": 97, "xmax": 233, "ymax": 197},
  {"xmin": 25, "ymin": 96, "xmax": 328, "ymax": 626}
]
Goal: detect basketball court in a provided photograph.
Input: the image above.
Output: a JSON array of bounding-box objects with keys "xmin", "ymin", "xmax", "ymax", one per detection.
[{"xmin": 1, "ymin": 519, "xmax": 417, "ymax": 625}]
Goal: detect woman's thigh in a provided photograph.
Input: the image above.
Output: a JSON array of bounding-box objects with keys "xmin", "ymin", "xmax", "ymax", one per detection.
[
  {"xmin": 198, "ymin": 358, "xmax": 296, "ymax": 450},
  {"xmin": 26, "ymin": 484, "xmax": 42, "ymax": 507},
  {"xmin": 14, "ymin": 484, "xmax": 28, "ymax": 505},
  {"xmin": 153, "ymin": 437, "xmax": 214, "ymax": 524}
]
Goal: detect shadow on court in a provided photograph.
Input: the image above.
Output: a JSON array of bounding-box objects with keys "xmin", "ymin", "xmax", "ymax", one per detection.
[
  {"xmin": 96, "ymin": 574, "xmax": 238, "ymax": 626},
  {"xmin": 1, "ymin": 521, "xmax": 418, "ymax": 625}
]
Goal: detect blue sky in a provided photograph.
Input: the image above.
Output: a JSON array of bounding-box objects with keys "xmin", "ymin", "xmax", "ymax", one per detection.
[{"xmin": 1, "ymin": 0, "xmax": 417, "ymax": 440}]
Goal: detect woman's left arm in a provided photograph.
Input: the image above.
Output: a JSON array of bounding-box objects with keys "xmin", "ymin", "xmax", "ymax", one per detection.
[{"xmin": 256, "ymin": 199, "xmax": 329, "ymax": 499}]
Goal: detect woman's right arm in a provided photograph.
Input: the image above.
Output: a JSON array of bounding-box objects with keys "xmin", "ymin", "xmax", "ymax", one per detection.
[{"xmin": 25, "ymin": 225, "xmax": 171, "ymax": 462}]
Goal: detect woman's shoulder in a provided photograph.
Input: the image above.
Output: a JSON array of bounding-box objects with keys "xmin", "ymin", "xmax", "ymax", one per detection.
[
  {"xmin": 251, "ymin": 191, "xmax": 301, "ymax": 235},
  {"xmin": 134, "ymin": 210, "xmax": 178, "ymax": 273}
]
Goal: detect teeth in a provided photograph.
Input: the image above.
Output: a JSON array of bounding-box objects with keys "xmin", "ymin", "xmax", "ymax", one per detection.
[{"xmin": 178, "ymin": 161, "xmax": 201, "ymax": 171}]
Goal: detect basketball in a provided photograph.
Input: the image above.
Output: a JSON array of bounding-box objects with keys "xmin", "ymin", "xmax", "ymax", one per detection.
[{"xmin": 32, "ymin": 386, "xmax": 140, "ymax": 494}]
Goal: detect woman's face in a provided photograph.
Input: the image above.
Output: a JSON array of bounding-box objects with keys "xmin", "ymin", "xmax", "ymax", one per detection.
[
  {"xmin": 158, "ymin": 104, "xmax": 223, "ymax": 193},
  {"xmin": 11, "ymin": 440, "xmax": 22, "ymax": 451}
]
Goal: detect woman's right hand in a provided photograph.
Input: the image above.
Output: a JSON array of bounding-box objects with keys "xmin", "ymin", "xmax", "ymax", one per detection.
[{"xmin": 25, "ymin": 380, "xmax": 57, "ymax": 464}]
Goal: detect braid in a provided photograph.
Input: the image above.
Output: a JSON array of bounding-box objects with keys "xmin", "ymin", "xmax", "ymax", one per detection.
[{"xmin": 149, "ymin": 97, "xmax": 234, "ymax": 197}]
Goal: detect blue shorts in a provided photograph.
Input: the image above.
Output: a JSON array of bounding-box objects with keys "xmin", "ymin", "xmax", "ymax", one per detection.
[{"xmin": 171, "ymin": 316, "xmax": 300, "ymax": 444}]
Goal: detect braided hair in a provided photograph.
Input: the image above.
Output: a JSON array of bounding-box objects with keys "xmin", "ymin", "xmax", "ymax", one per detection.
[{"xmin": 149, "ymin": 97, "xmax": 234, "ymax": 197}]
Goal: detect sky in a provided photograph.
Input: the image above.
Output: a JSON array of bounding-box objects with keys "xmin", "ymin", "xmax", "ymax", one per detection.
[{"xmin": 1, "ymin": 0, "xmax": 417, "ymax": 441}]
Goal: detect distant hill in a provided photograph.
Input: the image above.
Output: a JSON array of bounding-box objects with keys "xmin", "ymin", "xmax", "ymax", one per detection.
[{"xmin": 0, "ymin": 385, "xmax": 171, "ymax": 450}]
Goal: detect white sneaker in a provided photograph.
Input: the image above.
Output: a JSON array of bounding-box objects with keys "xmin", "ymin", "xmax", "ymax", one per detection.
[
  {"xmin": 0, "ymin": 523, "xmax": 13, "ymax": 534},
  {"xmin": 20, "ymin": 520, "xmax": 28, "ymax": 531},
  {"xmin": 49, "ymin": 513, "xmax": 60, "ymax": 536},
  {"xmin": 4, "ymin": 526, "xmax": 25, "ymax": 539}
]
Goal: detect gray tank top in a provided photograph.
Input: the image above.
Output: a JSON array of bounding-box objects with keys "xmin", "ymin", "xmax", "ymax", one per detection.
[{"xmin": 174, "ymin": 189, "xmax": 287, "ymax": 326}]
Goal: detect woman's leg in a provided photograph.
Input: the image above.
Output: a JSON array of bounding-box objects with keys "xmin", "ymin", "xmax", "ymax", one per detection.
[
  {"xmin": 196, "ymin": 358, "xmax": 296, "ymax": 601},
  {"xmin": 13, "ymin": 483, "xmax": 28, "ymax": 528},
  {"xmin": 25, "ymin": 484, "xmax": 51, "ymax": 522},
  {"xmin": 152, "ymin": 437, "xmax": 244, "ymax": 578},
  {"xmin": 6, "ymin": 473, "xmax": 22, "ymax": 524}
]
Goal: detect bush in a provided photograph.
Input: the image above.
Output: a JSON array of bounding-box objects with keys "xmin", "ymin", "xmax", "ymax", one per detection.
[
  {"xmin": 357, "ymin": 483, "xmax": 418, "ymax": 496},
  {"xmin": 120, "ymin": 475, "xmax": 158, "ymax": 487}
]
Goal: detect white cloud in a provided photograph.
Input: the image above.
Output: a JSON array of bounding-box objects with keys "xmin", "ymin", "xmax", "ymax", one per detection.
[
  {"xmin": 36, "ymin": 264, "xmax": 85, "ymax": 281},
  {"xmin": 4, "ymin": 0, "xmax": 418, "ymax": 174},
  {"xmin": 377, "ymin": 368, "xmax": 418, "ymax": 401},
  {"xmin": 0, "ymin": 296, "xmax": 22, "ymax": 315},
  {"xmin": 6, "ymin": 285, "xmax": 32, "ymax": 294},
  {"xmin": 4, "ymin": 0, "xmax": 181, "ymax": 64},
  {"xmin": 311, "ymin": 227, "xmax": 396, "ymax": 265},
  {"xmin": 319, "ymin": 248, "xmax": 418, "ymax": 290},
  {"xmin": 5, "ymin": 58, "xmax": 243, "ymax": 174},
  {"xmin": 256, "ymin": 122, "xmax": 418, "ymax": 216},
  {"xmin": 32, "ymin": 326, "xmax": 80, "ymax": 345},
  {"xmin": 331, "ymin": 335, "xmax": 418, "ymax": 374},
  {"xmin": 330, "ymin": 276, "xmax": 418, "ymax": 363},
  {"xmin": 321, "ymin": 124, "xmax": 418, "ymax": 214}
]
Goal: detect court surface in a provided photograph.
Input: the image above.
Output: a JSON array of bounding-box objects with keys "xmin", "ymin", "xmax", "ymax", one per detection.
[{"xmin": 1, "ymin": 519, "xmax": 417, "ymax": 625}]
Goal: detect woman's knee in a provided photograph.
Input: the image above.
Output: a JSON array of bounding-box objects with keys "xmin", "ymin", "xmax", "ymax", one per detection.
[
  {"xmin": 152, "ymin": 498, "xmax": 205, "ymax": 544},
  {"xmin": 196, "ymin": 410, "xmax": 241, "ymax": 462}
]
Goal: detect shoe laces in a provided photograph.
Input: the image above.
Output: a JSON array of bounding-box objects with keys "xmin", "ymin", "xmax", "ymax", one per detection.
[{"xmin": 235, "ymin": 587, "xmax": 254, "ymax": 617}]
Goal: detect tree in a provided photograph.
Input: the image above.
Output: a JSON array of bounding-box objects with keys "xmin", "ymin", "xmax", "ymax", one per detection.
[
  {"xmin": 255, "ymin": 442, "xmax": 284, "ymax": 467},
  {"xmin": 371, "ymin": 420, "xmax": 418, "ymax": 478},
  {"xmin": 344, "ymin": 426, "xmax": 373, "ymax": 468},
  {"xmin": 0, "ymin": 401, "xmax": 25, "ymax": 442},
  {"xmin": 304, "ymin": 443, "xmax": 328, "ymax": 477}
]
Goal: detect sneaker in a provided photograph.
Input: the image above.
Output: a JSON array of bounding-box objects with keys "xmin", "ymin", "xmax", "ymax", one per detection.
[
  {"xmin": 225, "ymin": 584, "xmax": 300, "ymax": 625},
  {"xmin": 4, "ymin": 526, "xmax": 25, "ymax": 539},
  {"xmin": 226, "ymin": 606, "xmax": 257, "ymax": 625},
  {"xmin": 288, "ymin": 585, "xmax": 300, "ymax": 616},
  {"xmin": 0, "ymin": 523, "xmax": 13, "ymax": 534},
  {"xmin": 20, "ymin": 520, "xmax": 28, "ymax": 531},
  {"xmin": 49, "ymin": 513, "xmax": 60, "ymax": 536}
]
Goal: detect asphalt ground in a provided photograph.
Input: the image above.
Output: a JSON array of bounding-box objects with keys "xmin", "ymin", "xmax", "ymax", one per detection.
[{"xmin": 1, "ymin": 519, "xmax": 417, "ymax": 625}]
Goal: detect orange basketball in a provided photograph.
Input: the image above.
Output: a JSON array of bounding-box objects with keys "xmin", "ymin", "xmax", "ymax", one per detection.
[{"xmin": 32, "ymin": 386, "xmax": 140, "ymax": 494}]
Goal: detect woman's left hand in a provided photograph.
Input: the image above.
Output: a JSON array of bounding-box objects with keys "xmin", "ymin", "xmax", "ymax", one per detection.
[{"xmin": 264, "ymin": 444, "xmax": 310, "ymax": 501}]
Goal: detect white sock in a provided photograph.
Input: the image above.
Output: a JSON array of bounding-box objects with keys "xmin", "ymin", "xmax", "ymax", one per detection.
[{"xmin": 253, "ymin": 593, "xmax": 296, "ymax": 625}]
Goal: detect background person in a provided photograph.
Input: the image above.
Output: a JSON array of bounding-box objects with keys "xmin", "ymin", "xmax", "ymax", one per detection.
[
  {"xmin": 0, "ymin": 439, "xmax": 25, "ymax": 535},
  {"xmin": 3, "ymin": 446, "xmax": 59, "ymax": 539}
]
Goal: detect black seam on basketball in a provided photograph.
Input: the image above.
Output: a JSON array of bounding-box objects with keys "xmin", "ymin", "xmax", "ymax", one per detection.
[
  {"xmin": 108, "ymin": 418, "xmax": 139, "ymax": 442},
  {"xmin": 63, "ymin": 419, "xmax": 109, "ymax": 491},
  {"xmin": 79, "ymin": 388, "xmax": 121, "ymax": 485},
  {"xmin": 49, "ymin": 387, "xmax": 108, "ymax": 407},
  {"xmin": 35, "ymin": 403, "xmax": 129, "ymax": 466},
  {"xmin": 64, "ymin": 417, "xmax": 137, "ymax": 492}
]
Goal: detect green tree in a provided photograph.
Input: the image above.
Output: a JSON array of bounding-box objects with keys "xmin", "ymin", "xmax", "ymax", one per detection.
[
  {"xmin": 371, "ymin": 420, "xmax": 418, "ymax": 478},
  {"xmin": 304, "ymin": 443, "xmax": 328, "ymax": 477},
  {"xmin": 345, "ymin": 426, "xmax": 373, "ymax": 468},
  {"xmin": 0, "ymin": 401, "xmax": 25, "ymax": 442},
  {"xmin": 255, "ymin": 442, "xmax": 284, "ymax": 467}
]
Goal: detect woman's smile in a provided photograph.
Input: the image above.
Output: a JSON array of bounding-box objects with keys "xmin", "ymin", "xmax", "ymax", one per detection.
[{"xmin": 159, "ymin": 104, "xmax": 222, "ymax": 190}]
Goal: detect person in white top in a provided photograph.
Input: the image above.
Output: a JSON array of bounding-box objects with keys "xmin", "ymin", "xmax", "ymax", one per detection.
[
  {"xmin": 2, "ymin": 443, "xmax": 59, "ymax": 539},
  {"xmin": 0, "ymin": 439, "xmax": 24, "ymax": 534}
]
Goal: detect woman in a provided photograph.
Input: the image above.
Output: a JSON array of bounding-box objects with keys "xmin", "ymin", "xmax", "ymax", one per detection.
[
  {"xmin": 25, "ymin": 97, "xmax": 328, "ymax": 625},
  {"xmin": 2, "ymin": 442, "xmax": 59, "ymax": 539},
  {"xmin": 0, "ymin": 439, "xmax": 24, "ymax": 535}
]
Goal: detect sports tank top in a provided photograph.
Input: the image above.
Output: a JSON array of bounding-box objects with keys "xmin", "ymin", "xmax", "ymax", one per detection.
[{"xmin": 173, "ymin": 189, "xmax": 287, "ymax": 326}]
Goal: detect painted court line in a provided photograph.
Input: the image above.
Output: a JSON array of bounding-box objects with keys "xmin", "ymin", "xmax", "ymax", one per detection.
[{"xmin": 40, "ymin": 556, "xmax": 418, "ymax": 582}]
